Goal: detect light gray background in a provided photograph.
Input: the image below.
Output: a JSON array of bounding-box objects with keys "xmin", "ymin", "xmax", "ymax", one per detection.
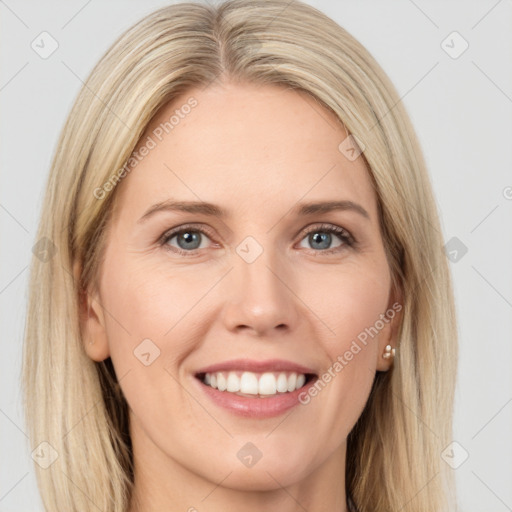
[{"xmin": 1, "ymin": 1, "xmax": 511, "ymax": 510}]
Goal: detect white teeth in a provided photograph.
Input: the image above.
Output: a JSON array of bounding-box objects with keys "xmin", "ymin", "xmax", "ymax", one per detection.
[
  {"xmin": 226, "ymin": 372, "xmax": 240, "ymax": 392},
  {"xmin": 240, "ymin": 372, "xmax": 259, "ymax": 394},
  {"xmin": 287, "ymin": 372, "xmax": 297, "ymax": 392},
  {"xmin": 216, "ymin": 373, "xmax": 227, "ymax": 391},
  {"xmin": 258, "ymin": 373, "xmax": 276, "ymax": 395},
  {"xmin": 276, "ymin": 373, "xmax": 288, "ymax": 393},
  {"xmin": 201, "ymin": 370, "xmax": 310, "ymax": 396}
]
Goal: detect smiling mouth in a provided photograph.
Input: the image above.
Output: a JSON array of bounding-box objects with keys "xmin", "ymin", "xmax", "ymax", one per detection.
[{"xmin": 195, "ymin": 370, "xmax": 317, "ymax": 398}]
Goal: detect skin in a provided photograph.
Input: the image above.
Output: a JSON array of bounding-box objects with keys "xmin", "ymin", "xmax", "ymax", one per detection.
[{"xmin": 81, "ymin": 80, "xmax": 402, "ymax": 512}]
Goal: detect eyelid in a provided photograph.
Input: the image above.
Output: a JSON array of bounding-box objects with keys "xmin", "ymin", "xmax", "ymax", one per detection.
[
  {"xmin": 300, "ymin": 222, "xmax": 355, "ymax": 246},
  {"xmin": 159, "ymin": 223, "xmax": 216, "ymax": 244},
  {"xmin": 159, "ymin": 221, "xmax": 356, "ymax": 255}
]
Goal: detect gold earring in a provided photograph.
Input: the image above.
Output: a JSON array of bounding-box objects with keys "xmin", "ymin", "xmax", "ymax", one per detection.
[{"xmin": 382, "ymin": 344, "xmax": 395, "ymax": 360}]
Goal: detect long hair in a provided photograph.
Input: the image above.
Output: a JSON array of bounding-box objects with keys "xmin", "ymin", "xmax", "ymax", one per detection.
[{"xmin": 22, "ymin": 1, "xmax": 458, "ymax": 510}]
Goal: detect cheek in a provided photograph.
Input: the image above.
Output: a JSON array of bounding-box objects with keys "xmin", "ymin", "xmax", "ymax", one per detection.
[
  {"xmin": 295, "ymin": 258, "xmax": 390, "ymax": 437},
  {"xmin": 304, "ymin": 257, "xmax": 391, "ymax": 354},
  {"xmin": 98, "ymin": 253, "xmax": 221, "ymax": 397},
  {"xmin": 101, "ymin": 255, "xmax": 207, "ymax": 342},
  {"xmin": 97, "ymin": 256, "xmax": 205, "ymax": 427}
]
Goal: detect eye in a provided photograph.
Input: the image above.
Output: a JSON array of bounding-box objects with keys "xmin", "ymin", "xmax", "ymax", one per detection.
[
  {"xmin": 297, "ymin": 223, "xmax": 354, "ymax": 254},
  {"xmin": 160, "ymin": 224, "xmax": 216, "ymax": 256},
  {"xmin": 159, "ymin": 222, "xmax": 355, "ymax": 257}
]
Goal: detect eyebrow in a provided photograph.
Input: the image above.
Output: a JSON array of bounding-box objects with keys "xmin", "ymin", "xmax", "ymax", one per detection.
[{"xmin": 137, "ymin": 199, "xmax": 370, "ymax": 223}]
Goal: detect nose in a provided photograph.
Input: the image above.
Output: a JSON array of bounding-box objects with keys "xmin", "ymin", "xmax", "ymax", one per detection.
[{"xmin": 220, "ymin": 246, "xmax": 299, "ymax": 337}]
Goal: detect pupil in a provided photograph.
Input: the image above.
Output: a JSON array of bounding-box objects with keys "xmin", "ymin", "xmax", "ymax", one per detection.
[
  {"xmin": 179, "ymin": 231, "xmax": 200, "ymax": 249},
  {"xmin": 311, "ymin": 232, "xmax": 330, "ymax": 250},
  {"xmin": 176, "ymin": 231, "xmax": 333, "ymax": 251}
]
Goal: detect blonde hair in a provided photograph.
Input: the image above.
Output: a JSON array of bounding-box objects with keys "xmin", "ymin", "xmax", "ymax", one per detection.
[{"xmin": 22, "ymin": 1, "xmax": 458, "ymax": 510}]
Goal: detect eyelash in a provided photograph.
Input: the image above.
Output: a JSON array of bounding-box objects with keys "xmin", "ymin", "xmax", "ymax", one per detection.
[{"xmin": 158, "ymin": 223, "xmax": 356, "ymax": 257}]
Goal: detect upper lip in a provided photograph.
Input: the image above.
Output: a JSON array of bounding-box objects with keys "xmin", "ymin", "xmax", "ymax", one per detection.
[{"xmin": 194, "ymin": 358, "xmax": 317, "ymax": 376}]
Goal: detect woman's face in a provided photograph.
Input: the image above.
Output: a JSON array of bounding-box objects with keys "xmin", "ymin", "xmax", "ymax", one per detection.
[{"xmin": 84, "ymin": 81, "xmax": 400, "ymax": 496}]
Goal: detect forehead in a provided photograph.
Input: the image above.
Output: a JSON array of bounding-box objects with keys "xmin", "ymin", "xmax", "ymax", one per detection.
[{"xmin": 112, "ymin": 81, "xmax": 377, "ymax": 222}]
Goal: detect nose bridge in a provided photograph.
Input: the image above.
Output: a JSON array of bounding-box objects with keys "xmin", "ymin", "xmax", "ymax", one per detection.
[{"xmin": 221, "ymin": 235, "xmax": 298, "ymax": 334}]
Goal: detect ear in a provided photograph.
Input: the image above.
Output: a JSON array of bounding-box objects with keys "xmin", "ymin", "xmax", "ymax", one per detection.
[
  {"xmin": 375, "ymin": 281, "xmax": 403, "ymax": 372},
  {"xmin": 74, "ymin": 261, "xmax": 110, "ymax": 362}
]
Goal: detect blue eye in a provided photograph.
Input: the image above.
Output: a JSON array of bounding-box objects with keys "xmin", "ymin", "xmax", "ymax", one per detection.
[
  {"xmin": 161, "ymin": 225, "xmax": 212, "ymax": 254},
  {"xmin": 159, "ymin": 223, "xmax": 355, "ymax": 257},
  {"xmin": 298, "ymin": 224, "xmax": 354, "ymax": 253}
]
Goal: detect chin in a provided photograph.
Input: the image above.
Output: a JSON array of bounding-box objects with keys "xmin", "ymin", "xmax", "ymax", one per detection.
[
  {"xmin": 222, "ymin": 468, "xmax": 304, "ymax": 491},
  {"xmin": 214, "ymin": 453, "xmax": 309, "ymax": 490}
]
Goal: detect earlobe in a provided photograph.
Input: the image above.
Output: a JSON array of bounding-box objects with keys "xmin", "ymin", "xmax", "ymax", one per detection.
[
  {"xmin": 376, "ymin": 285, "xmax": 403, "ymax": 372},
  {"xmin": 376, "ymin": 332, "xmax": 397, "ymax": 372},
  {"xmin": 74, "ymin": 261, "xmax": 110, "ymax": 362},
  {"xmin": 83, "ymin": 295, "xmax": 111, "ymax": 361}
]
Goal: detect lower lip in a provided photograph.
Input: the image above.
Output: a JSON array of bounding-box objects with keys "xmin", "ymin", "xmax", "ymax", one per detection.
[{"xmin": 194, "ymin": 376, "xmax": 317, "ymax": 418}]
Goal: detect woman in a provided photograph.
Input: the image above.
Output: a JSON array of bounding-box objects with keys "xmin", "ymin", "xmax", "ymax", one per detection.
[{"xmin": 22, "ymin": 1, "xmax": 459, "ymax": 511}]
